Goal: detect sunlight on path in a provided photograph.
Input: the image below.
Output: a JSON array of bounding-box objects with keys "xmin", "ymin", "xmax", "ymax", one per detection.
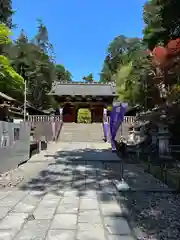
[{"xmin": 0, "ymin": 142, "xmax": 135, "ymax": 240}]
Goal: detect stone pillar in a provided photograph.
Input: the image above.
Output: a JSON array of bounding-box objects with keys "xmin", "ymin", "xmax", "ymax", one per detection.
[
  {"xmin": 103, "ymin": 108, "xmax": 108, "ymax": 122},
  {"xmin": 150, "ymin": 126, "xmax": 158, "ymax": 149},
  {"xmin": 59, "ymin": 108, "xmax": 63, "ymax": 121},
  {"xmin": 103, "ymin": 108, "xmax": 109, "ymax": 141}
]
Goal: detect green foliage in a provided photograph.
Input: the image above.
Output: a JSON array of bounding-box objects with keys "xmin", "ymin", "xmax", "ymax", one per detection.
[
  {"xmin": 100, "ymin": 35, "xmax": 152, "ymax": 106},
  {"xmin": 0, "ymin": 1, "xmax": 72, "ymax": 110},
  {"xmin": 143, "ymin": 0, "xmax": 180, "ymax": 50},
  {"xmin": 0, "ymin": 20, "xmax": 72, "ymax": 109},
  {"xmin": 107, "ymin": 105, "xmax": 112, "ymax": 111},
  {"xmin": 83, "ymin": 73, "xmax": 94, "ymax": 82},
  {"xmin": 55, "ymin": 64, "xmax": 72, "ymax": 82},
  {"xmin": 77, "ymin": 108, "xmax": 91, "ymax": 123},
  {"xmin": 0, "ymin": 55, "xmax": 24, "ymax": 98},
  {"xmin": 0, "ymin": 24, "xmax": 12, "ymax": 44},
  {"xmin": 100, "ymin": 35, "xmax": 141, "ymax": 83},
  {"xmin": 0, "ymin": 23, "xmax": 24, "ymax": 100},
  {"xmin": 0, "ymin": 0, "xmax": 14, "ymax": 28},
  {"xmin": 100, "ymin": 63, "xmax": 112, "ymax": 82}
]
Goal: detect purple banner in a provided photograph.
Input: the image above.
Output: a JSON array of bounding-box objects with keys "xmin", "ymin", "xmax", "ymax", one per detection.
[
  {"xmin": 110, "ymin": 103, "xmax": 128, "ymax": 151},
  {"xmin": 103, "ymin": 122, "xmax": 109, "ymax": 141}
]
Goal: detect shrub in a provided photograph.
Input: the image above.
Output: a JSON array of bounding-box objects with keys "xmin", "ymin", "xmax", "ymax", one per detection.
[{"xmin": 77, "ymin": 108, "xmax": 91, "ymax": 123}]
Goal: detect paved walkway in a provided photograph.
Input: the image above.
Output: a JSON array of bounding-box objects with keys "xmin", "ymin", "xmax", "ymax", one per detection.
[{"xmin": 0, "ymin": 142, "xmax": 135, "ymax": 240}]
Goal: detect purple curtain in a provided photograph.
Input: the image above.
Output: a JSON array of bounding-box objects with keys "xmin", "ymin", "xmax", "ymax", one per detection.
[{"xmin": 110, "ymin": 103, "xmax": 128, "ymax": 151}]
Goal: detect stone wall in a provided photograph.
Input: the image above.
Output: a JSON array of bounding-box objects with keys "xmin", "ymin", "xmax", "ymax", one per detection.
[{"xmin": 0, "ymin": 121, "xmax": 31, "ymax": 173}]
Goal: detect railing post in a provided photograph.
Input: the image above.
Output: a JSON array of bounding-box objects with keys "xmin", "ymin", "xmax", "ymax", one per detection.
[{"xmin": 38, "ymin": 140, "xmax": 41, "ymax": 152}]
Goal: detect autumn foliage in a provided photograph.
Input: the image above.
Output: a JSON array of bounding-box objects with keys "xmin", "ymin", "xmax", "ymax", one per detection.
[{"xmin": 149, "ymin": 38, "xmax": 180, "ymax": 69}]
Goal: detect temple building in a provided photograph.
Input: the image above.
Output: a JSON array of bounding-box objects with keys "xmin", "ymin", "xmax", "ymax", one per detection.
[{"xmin": 49, "ymin": 81, "xmax": 117, "ymax": 122}]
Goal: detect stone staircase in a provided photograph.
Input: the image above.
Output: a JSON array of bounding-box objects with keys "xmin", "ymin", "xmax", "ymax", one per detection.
[{"xmin": 58, "ymin": 123, "xmax": 104, "ymax": 142}]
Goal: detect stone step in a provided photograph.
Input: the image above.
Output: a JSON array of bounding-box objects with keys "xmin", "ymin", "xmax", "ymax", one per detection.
[{"xmin": 58, "ymin": 123, "xmax": 104, "ymax": 142}]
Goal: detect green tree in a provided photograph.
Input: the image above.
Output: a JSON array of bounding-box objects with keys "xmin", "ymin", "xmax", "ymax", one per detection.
[
  {"xmin": 9, "ymin": 21, "xmax": 55, "ymax": 108},
  {"xmin": 83, "ymin": 73, "xmax": 94, "ymax": 82},
  {"xmin": 100, "ymin": 36, "xmax": 141, "ymax": 82},
  {"xmin": 143, "ymin": 0, "xmax": 180, "ymax": 50},
  {"xmin": 27, "ymin": 20, "xmax": 55, "ymax": 109},
  {"xmin": 0, "ymin": 24, "xmax": 24, "ymax": 99},
  {"xmin": 0, "ymin": 0, "xmax": 14, "ymax": 28},
  {"xmin": 100, "ymin": 63, "xmax": 112, "ymax": 82},
  {"xmin": 55, "ymin": 64, "xmax": 72, "ymax": 82},
  {"xmin": 102, "ymin": 35, "xmax": 153, "ymax": 106}
]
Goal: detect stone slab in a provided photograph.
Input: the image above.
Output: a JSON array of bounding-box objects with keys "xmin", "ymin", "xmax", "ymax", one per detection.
[
  {"xmin": 0, "ymin": 229, "xmax": 16, "ymax": 240},
  {"xmin": 14, "ymin": 219, "xmax": 50, "ymax": 240},
  {"xmin": 80, "ymin": 190, "xmax": 97, "ymax": 199},
  {"xmin": 100, "ymin": 203, "xmax": 122, "ymax": 216},
  {"xmin": 12, "ymin": 202, "xmax": 36, "ymax": 213},
  {"xmin": 78, "ymin": 210, "xmax": 101, "ymax": 223},
  {"xmin": 57, "ymin": 203, "xmax": 78, "ymax": 214},
  {"xmin": 51, "ymin": 214, "xmax": 77, "ymax": 230},
  {"xmin": 60, "ymin": 197, "xmax": 79, "ymax": 205},
  {"xmin": 77, "ymin": 223, "xmax": 105, "ymax": 240},
  {"xmin": 33, "ymin": 207, "xmax": 56, "ymax": 219},
  {"xmin": 80, "ymin": 198, "xmax": 99, "ymax": 210},
  {"xmin": 108, "ymin": 235, "xmax": 135, "ymax": 240},
  {"xmin": 0, "ymin": 213, "xmax": 28, "ymax": 231},
  {"xmin": 104, "ymin": 217, "xmax": 131, "ymax": 235},
  {"xmin": 46, "ymin": 230, "xmax": 75, "ymax": 240},
  {"xmin": 0, "ymin": 207, "xmax": 11, "ymax": 219},
  {"xmin": 77, "ymin": 231, "xmax": 106, "ymax": 240},
  {"xmin": 38, "ymin": 196, "xmax": 60, "ymax": 208}
]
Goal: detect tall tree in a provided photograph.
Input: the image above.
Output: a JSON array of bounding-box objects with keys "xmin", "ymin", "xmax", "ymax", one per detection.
[
  {"xmin": 55, "ymin": 64, "xmax": 72, "ymax": 82},
  {"xmin": 83, "ymin": 73, "xmax": 94, "ymax": 82},
  {"xmin": 27, "ymin": 20, "xmax": 55, "ymax": 109},
  {"xmin": 143, "ymin": 0, "xmax": 180, "ymax": 50},
  {"xmin": 0, "ymin": 24, "xmax": 24, "ymax": 100},
  {"xmin": 0, "ymin": 0, "xmax": 14, "ymax": 28},
  {"xmin": 100, "ymin": 36, "xmax": 141, "ymax": 82},
  {"xmin": 100, "ymin": 63, "xmax": 112, "ymax": 82}
]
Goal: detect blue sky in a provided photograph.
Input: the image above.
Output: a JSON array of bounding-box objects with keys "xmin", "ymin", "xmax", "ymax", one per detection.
[{"xmin": 12, "ymin": 0, "xmax": 146, "ymax": 81}]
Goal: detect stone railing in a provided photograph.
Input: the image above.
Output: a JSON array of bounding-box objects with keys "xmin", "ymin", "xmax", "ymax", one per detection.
[
  {"xmin": 27, "ymin": 115, "xmax": 63, "ymax": 142},
  {"xmin": 52, "ymin": 81, "xmax": 116, "ymax": 85},
  {"xmin": 123, "ymin": 116, "xmax": 136, "ymax": 124},
  {"xmin": 27, "ymin": 115, "xmax": 62, "ymax": 122}
]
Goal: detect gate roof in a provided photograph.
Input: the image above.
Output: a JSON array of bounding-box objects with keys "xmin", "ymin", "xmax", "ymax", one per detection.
[{"xmin": 49, "ymin": 81, "xmax": 117, "ymax": 97}]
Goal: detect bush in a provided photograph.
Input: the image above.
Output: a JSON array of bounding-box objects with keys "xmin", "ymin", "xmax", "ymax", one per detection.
[
  {"xmin": 107, "ymin": 105, "xmax": 112, "ymax": 111},
  {"xmin": 77, "ymin": 108, "xmax": 91, "ymax": 123}
]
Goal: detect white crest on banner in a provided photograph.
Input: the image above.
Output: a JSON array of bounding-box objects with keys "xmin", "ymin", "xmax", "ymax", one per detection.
[{"xmin": 116, "ymin": 107, "xmax": 121, "ymax": 113}]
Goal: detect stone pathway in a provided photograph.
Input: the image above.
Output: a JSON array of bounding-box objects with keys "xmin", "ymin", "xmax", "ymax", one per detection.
[{"xmin": 0, "ymin": 142, "xmax": 135, "ymax": 240}]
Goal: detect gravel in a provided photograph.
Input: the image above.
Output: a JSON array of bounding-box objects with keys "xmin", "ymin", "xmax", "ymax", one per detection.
[
  {"xmin": 120, "ymin": 191, "xmax": 180, "ymax": 240},
  {"xmin": 105, "ymin": 162, "xmax": 180, "ymax": 240}
]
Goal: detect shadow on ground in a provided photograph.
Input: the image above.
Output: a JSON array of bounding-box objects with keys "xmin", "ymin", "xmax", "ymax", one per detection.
[{"xmin": 19, "ymin": 147, "xmax": 180, "ymax": 240}]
